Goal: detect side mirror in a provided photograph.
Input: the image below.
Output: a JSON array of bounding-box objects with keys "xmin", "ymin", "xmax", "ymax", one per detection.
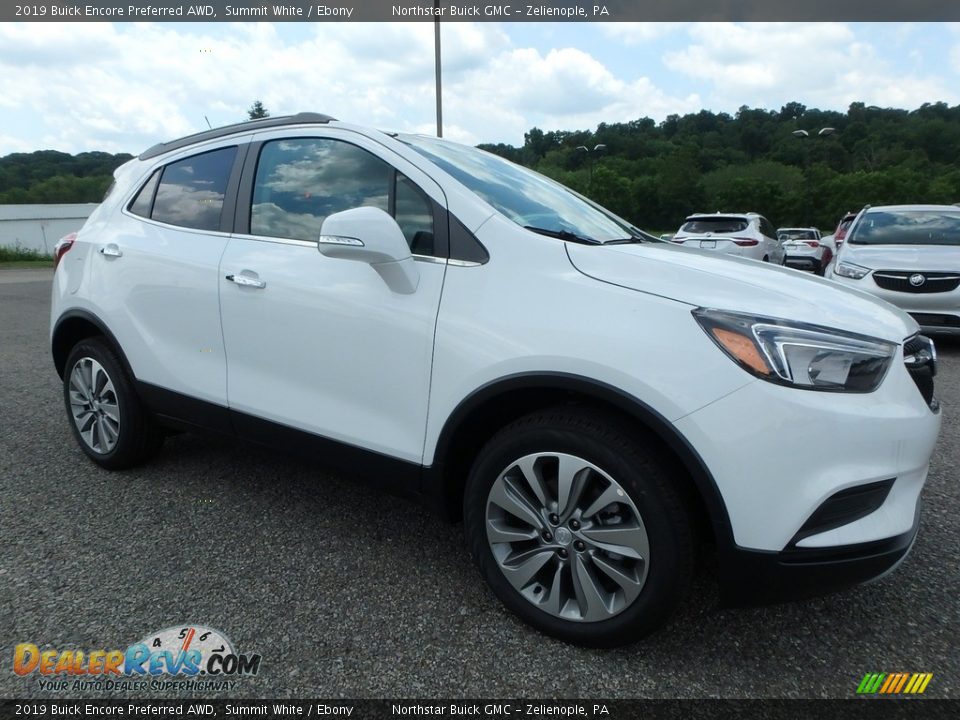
[{"xmin": 318, "ymin": 206, "xmax": 419, "ymax": 294}]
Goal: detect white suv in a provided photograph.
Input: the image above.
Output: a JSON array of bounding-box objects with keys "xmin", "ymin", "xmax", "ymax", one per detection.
[
  {"xmin": 672, "ymin": 212, "xmax": 786, "ymax": 264},
  {"xmin": 51, "ymin": 114, "xmax": 941, "ymax": 647}
]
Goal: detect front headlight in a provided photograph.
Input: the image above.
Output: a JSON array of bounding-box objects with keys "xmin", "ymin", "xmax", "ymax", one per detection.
[
  {"xmin": 693, "ymin": 308, "xmax": 896, "ymax": 392},
  {"xmin": 834, "ymin": 261, "xmax": 871, "ymax": 279}
]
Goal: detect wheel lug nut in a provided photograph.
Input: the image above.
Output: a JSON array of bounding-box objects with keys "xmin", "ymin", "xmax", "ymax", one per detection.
[
  {"xmin": 558, "ymin": 548, "xmax": 568, "ymax": 558},
  {"xmin": 542, "ymin": 531, "xmax": 553, "ymax": 542},
  {"xmin": 574, "ymin": 540, "xmax": 586, "ymax": 552},
  {"xmin": 570, "ymin": 519, "xmax": 581, "ymax": 530},
  {"xmin": 548, "ymin": 513, "xmax": 560, "ymax": 525}
]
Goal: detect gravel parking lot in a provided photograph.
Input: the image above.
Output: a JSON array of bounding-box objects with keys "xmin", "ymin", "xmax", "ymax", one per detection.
[{"xmin": 1, "ymin": 267, "xmax": 957, "ymax": 699}]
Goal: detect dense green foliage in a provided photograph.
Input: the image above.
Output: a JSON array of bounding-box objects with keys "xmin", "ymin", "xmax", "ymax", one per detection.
[
  {"xmin": 0, "ymin": 150, "xmax": 132, "ymax": 204},
  {"xmin": 478, "ymin": 102, "xmax": 960, "ymax": 232}
]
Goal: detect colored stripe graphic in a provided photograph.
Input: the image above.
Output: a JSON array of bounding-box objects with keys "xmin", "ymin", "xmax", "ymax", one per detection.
[{"xmin": 857, "ymin": 672, "xmax": 932, "ymax": 694}]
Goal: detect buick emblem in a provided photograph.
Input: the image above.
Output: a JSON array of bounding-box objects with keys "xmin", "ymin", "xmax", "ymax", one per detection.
[{"xmin": 909, "ymin": 273, "xmax": 926, "ymax": 287}]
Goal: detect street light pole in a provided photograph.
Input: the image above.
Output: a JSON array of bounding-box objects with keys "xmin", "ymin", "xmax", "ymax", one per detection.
[
  {"xmin": 576, "ymin": 144, "xmax": 606, "ymax": 190},
  {"xmin": 434, "ymin": 1, "xmax": 442, "ymax": 137}
]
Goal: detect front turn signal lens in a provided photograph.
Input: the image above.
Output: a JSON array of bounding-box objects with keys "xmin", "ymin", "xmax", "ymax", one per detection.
[{"xmin": 710, "ymin": 328, "xmax": 772, "ymax": 375}]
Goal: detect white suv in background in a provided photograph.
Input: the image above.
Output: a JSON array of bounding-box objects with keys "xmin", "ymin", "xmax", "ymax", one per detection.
[
  {"xmin": 829, "ymin": 204, "xmax": 960, "ymax": 335},
  {"xmin": 672, "ymin": 212, "xmax": 786, "ymax": 264},
  {"xmin": 51, "ymin": 114, "xmax": 940, "ymax": 647}
]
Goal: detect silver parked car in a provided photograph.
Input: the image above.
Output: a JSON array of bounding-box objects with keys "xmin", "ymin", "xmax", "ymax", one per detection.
[{"xmin": 828, "ymin": 204, "xmax": 960, "ymax": 335}]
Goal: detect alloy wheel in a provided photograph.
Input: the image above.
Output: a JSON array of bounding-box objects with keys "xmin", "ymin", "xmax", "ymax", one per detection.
[
  {"xmin": 485, "ymin": 452, "xmax": 650, "ymax": 622},
  {"xmin": 68, "ymin": 357, "xmax": 121, "ymax": 454}
]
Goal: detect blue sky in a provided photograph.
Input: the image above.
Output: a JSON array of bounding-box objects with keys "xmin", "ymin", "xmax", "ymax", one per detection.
[{"xmin": 1, "ymin": 22, "xmax": 958, "ymax": 155}]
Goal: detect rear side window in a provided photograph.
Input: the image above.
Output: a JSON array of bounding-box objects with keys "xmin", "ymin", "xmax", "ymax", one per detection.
[
  {"xmin": 128, "ymin": 170, "xmax": 160, "ymax": 218},
  {"xmin": 680, "ymin": 217, "xmax": 748, "ymax": 234},
  {"xmin": 150, "ymin": 146, "xmax": 237, "ymax": 231}
]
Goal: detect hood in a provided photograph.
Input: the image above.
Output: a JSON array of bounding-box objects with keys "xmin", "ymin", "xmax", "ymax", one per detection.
[
  {"xmin": 839, "ymin": 243, "xmax": 960, "ymax": 271},
  {"xmin": 567, "ymin": 241, "xmax": 918, "ymax": 343}
]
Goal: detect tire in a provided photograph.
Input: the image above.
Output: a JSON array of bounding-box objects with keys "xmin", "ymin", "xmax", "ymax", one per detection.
[
  {"xmin": 762, "ymin": 255, "xmax": 769, "ymax": 263},
  {"xmin": 463, "ymin": 408, "xmax": 695, "ymax": 647},
  {"xmin": 63, "ymin": 337, "xmax": 164, "ymax": 469}
]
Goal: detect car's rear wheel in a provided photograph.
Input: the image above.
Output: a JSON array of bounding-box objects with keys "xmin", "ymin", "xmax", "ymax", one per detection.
[
  {"xmin": 63, "ymin": 337, "xmax": 164, "ymax": 469},
  {"xmin": 463, "ymin": 408, "xmax": 694, "ymax": 647}
]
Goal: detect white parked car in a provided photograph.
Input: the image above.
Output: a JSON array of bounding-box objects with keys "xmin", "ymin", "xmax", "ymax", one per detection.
[
  {"xmin": 51, "ymin": 114, "xmax": 940, "ymax": 647},
  {"xmin": 828, "ymin": 204, "xmax": 960, "ymax": 335},
  {"xmin": 778, "ymin": 227, "xmax": 831, "ymax": 275},
  {"xmin": 672, "ymin": 213, "xmax": 786, "ymax": 264}
]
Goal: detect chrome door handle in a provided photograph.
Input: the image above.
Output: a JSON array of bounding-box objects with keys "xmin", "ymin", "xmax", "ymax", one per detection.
[
  {"xmin": 225, "ymin": 273, "xmax": 266, "ymax": 289},
  {"xmin": 99, "ymin": 244, "xmax": 122, "ymax": 258}
]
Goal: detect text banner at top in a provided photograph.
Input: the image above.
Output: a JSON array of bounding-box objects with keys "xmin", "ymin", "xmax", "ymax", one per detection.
[{"xmin": 6, "ymin": 0, "xmax": 960, "ymax": 22}]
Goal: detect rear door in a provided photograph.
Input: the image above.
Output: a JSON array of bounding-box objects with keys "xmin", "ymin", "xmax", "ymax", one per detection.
[
  {"xmin": 86, "ymin": 140, "xmax": 246, "ymax": 416},
  {"xmin": 218, "ymin": 129, "xmax": 448, "ymax": 470}
]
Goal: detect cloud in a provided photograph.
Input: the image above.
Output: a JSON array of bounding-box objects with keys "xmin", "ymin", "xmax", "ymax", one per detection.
[
  {"xmin": 0, "ymin": 22, "xmax": 698, "ymax": 154},
  {"xmin": 665, "ymin": 22, "xmax": 958, "ymax": 111},
  {"xmin": 598, "ymin": 22, "xmax": 685, "ymax": 45}
]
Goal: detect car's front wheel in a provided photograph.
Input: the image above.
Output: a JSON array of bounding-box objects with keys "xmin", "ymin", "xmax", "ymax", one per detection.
[
  {"xmin": 463, "ymin": 408, "xmax": 694, "ymax": 647},
  {"xmin": 63, "ymin": 337, "xmax": 164, "ymax": 469}
]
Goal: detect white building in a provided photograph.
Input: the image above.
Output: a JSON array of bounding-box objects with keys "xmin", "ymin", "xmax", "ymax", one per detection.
[{"xmin": 0, "ymin": 204, "xmax": 98, "ymax": 254}]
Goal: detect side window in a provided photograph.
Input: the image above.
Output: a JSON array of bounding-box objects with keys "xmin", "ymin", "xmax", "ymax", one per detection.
[
  {"xmin": 128, "ymin": 169, "xmax": 160, "ymax": 218},
  {"xmin": 250, "ymin": 138, "xmax": 438, "ymax": 254},
  {"xmin": 151, "ymin": 146, "xmax": 237, "ymax": 231},
  {"xmin": 395, "ymin": 173, "xmax": 434, "ymax": 255},
  {"xmin": 251, "ymin": 138, "xmax": 390, "ymax": 243}
]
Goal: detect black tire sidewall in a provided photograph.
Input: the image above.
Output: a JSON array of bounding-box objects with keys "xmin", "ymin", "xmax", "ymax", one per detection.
[{"xmin": 464, "ymin": 413, "xmax": 693, "ymax": 647}]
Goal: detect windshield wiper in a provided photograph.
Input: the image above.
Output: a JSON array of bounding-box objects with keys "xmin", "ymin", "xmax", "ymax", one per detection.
[{"xmin": 524, "ymin": 226, "xmax": 600, "ymax": 245}]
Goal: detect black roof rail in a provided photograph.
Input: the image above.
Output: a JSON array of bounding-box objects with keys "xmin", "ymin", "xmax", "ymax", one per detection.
[{"xmin": 139, "ymin": 112, "xmax": 337, "ymax": 160}]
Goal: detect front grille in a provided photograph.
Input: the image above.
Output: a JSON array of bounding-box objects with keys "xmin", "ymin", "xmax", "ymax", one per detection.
[
  {"xmin": 874, "ymin": 271, "xmax": 960, "ymax": 294},
  {"xmin": 903, "ymin": 334, "xmax": 937, "ymax": 410},
  {"xmin": 909, "ymin": 312, "xmax": 960, "ymax": 328}
]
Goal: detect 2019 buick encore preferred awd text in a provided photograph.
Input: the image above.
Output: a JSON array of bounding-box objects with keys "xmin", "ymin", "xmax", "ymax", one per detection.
[{"xmin": 51, "ymin": 114, "xmax": 941, "ymax": 647}]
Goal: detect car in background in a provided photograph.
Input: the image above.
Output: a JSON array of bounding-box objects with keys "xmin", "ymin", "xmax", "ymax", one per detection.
[
  {"xmin": 832, "ymin": 211, "xmax": 857, "ymax": 248},
  {"xmin": 778, "ymin": 227, "xmax": 831, "ymax": 275},
  {"xmin": 828, "ymin": 204, "xmax": 960, "ymax": 335},
  {"xmin": 659, "ymin": 233, "xmax": 674, "ymax": 242},
  {"xmin": 671, "ymin": 213, "xmax": 785, "ymax": 264}
]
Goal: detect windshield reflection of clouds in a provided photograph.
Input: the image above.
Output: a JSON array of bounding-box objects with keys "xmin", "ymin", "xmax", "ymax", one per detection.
[
  {"xmin": 852, "ymin": 211, "xmax": 960, "ymax": 246},
  {"xmin": 401, "ymin": 135, "xmax": 632, "ymax": 243}
]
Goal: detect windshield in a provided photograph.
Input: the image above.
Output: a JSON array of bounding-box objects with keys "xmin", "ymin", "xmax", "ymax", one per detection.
[
  {"xmin": 849, "ymin": 210, "xmax": 960, "ymax": 246},
  {"xmin": 778, "ymin": 229, "xmax": 817, "ymax": 240},
  {"xmin": 399, "ymin": 135, "xmax": 639, "ymax": 243},
  {"xmin": 680, "ymin": 217, "xmax": 748, "ymax": 234}
]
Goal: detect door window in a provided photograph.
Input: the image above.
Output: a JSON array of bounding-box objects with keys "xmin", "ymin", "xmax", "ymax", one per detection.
[
  {"xmin": 251, "ymin": 138, "xmax": 436, "ymax": 254},
  {"xmin": 150, "ymin": 146, "xmax": 237, "ymax": 231}
]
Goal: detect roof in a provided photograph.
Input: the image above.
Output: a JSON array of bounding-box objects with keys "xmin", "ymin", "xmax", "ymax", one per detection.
[
  {"xmin": 862, "ymin": 204, "xmax": 960, "ymax": 213},
  {"xmin": 139, "ymin": 112, "xmax": 336, "ymax": 160}
]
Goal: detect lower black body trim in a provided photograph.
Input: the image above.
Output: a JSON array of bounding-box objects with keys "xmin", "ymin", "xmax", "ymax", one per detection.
[
  {"xmin": 136, "ymin": 381, "xmax": 421, "ymax": 502},
  {"xmin": 719, "ymin": 502, "xmax": 921, "ymax": 607}
]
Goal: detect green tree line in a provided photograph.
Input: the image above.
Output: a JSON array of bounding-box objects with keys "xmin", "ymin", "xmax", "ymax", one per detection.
[
  {"xmin": 0, "ymin": 150, "xmax": 131, "ymax": 204},
  {"xmin": 479, "ymin": 101, "xmax": 960, "ymax": 231},
  {"xmin": 3, "ymin": 101, "xmax": 960, "ymax": 232}
]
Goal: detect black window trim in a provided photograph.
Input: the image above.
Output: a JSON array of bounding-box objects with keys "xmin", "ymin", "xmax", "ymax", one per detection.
[{"xmin": 123, "ymin": 143, "xmax": 246, "ymax": 235}]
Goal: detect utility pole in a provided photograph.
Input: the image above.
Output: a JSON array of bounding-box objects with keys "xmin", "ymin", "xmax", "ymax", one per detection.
[{"xmin": 434, "ymin": 1, "xmax": 443, "ymax": 137}]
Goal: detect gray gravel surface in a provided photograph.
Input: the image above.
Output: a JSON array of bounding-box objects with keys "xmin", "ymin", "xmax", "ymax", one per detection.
[{"xmin": 1, "ymin": 267, "xmax": 957, "ymax": 699}]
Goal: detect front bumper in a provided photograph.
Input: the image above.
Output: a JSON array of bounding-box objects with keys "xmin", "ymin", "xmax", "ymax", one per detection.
[{"xmin": 719, "ymin": 502, "xmax": 920, "ymax": 606}]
